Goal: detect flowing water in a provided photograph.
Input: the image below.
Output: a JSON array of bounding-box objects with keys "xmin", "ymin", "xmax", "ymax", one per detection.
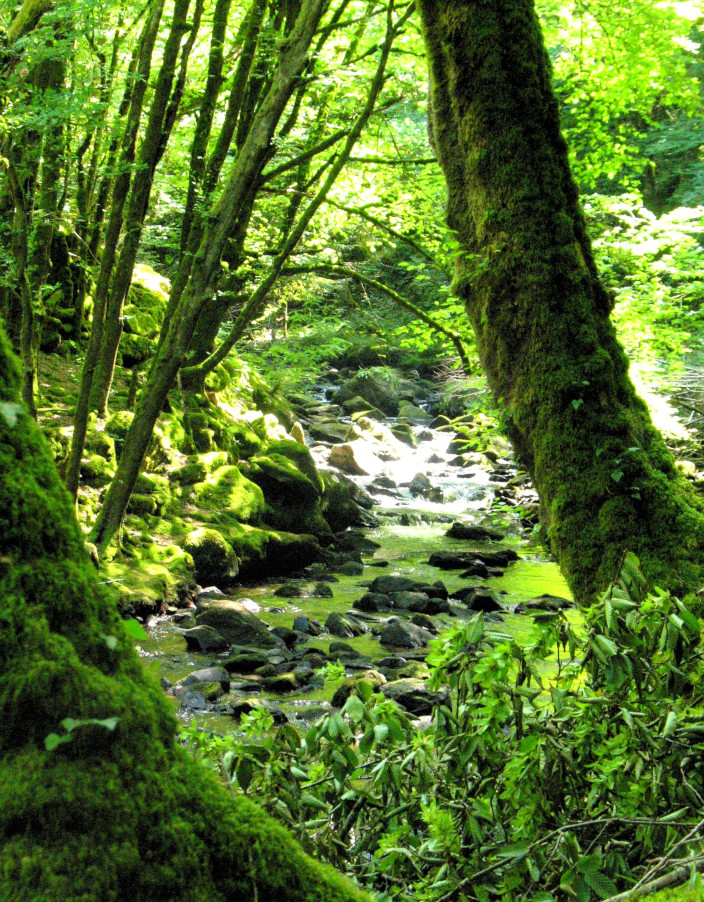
[{"xmin": 138, "ymin": 404, "xmax": 573, "ymax": 732}]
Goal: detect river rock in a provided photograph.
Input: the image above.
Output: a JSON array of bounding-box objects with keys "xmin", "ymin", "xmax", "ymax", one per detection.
[
  {"xmin": 334, "ymin": 371, "xmax": 401, "ymax": 415},
  {"xmin": 184, "ymin": 528, "xmax": 237, "ymax": 586},
  {"xmin": 331, "ymin": 670, "xmax": 387, "ymax": 708},
  {"xmin": 308, "ymin": 419, "xmax": 352, "ymax": 444},
  {"xmin": 271, "ymin": 626, "xmax": 299, "ymax": 648},
  {"xmin": 274, "ymin": 584, "xmax": 302, "ymax": 597},
  {"xmin": 328, "ymin": 442, "xmax": 370, "ymax": 476},
  {"xmin": 429, "ymin": 549, "xmax": 519, "ymax": 570},
  {"xmin": 336, "ymin": 560, "xmax": 364, "ymax": 576},
  {"xmin": 388, "ymin": 591, "xmax": 434, "ymax": 611},
  {"xmin": 446, "ymin": 522, "xmax": 506, "ymax": 541},
  {"xmin": 353, "ymin": 592, "xmax": 390, "ymax": 613},
  {"xmin": 180, "ymin": 666, "xmax": 231, "ymax": 693},
  {"xmin": 196, "ymin": 604, "xmax": 280, "ymax": 648},
  {"xmin": 368, "ymin": 575, "xmax": 419, "ymax": 595},
  {"xmin": 398, "ymin": 400, "xmax": 432, "ymax": 424},
  {"xmin": 379, "ymin": 618, "xmax": 434, "ymax": 649},
  {"xmin": 182, "ymin": 625, "xmax": 229, "ymax": 652},
  {"xmin": 452, "ymin": 586, "xmax": 503, "ymax": 613},
  {"xmin": 325, "ymin": 611, "xmax": 369, "ymax": 638},
  {"xmin": 408, "ymin": 472, "xmax": 432, "ymax": 496},
  {"xmin": 225, "ymin": 698, "xmax": 288, "ymax": 724},
  {"xmin": 515, "ymin": 594, "xmax": 574, "ymax": 613},
  {"xmin": 410, "ymin": 613, "xmax": 438, "ymax": 634},
  {"xmin": 381, "ymin": 679, "xmax": 448, "ymax": 716},
  {"xmin": 293, "ymin": 615, "xmax": 322, "ymax": 636},
  {"xmin": 222, "ymin": 651, "xmax": 270, "ymax": 674}
]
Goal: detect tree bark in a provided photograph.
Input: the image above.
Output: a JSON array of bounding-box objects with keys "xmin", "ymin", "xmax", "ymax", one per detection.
[
  {"xmin": 0, "ymin": 322, "xmax": 371, "ymax": 901},
  {"xmin": 416, "ymin": 0, "xmax": 704, "ymax": 599},
  {"xmin": 64, "ymin": 0, "xmax": 165, "ymax": 500},
  {"xmin": 90, "ymin": 0, "xmax": 329, "ymax": 552}
]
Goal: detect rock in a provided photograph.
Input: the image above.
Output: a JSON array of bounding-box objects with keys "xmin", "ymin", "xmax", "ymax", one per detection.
[
  {"xmin": 180, "ymin": 666, "xmax": 231, "ymax": 693},
  {"xmin": 336, "ymin": 560, "xmax": 364, "ymax": 576},
  {"xmin": 408, "ymin": 472, "xmax": 432, "ymax": 496},
  {"xmin": 454, "ymin": 587, "xmax": 503, "ymax": 613},
  {"xmin": 368, "ymin": 575, "xmax": 419, "ymax": 595},
  {"xmin": 312, "ymin": 582, "xmax": 334, "ymax": 597},
  {"xmin": 259, "ymin": 672, "xmax": 299, "ymax": 693},
  {"xmin": 458, "ymin": 562, "xmax": 492, "ymax": 579},
  {"xmin": 328, "ymin": 443, "xmax": 370, "ymax": 476},
  {"xmin": 515, "ymin": 594, "xmax": 574, "ymax": 613},
  {"xmin": 197, "ymin": 585, "xmax": 227, "ymax": 600},
  {"xmin": 381, "ymin": 679, "xmax": 448, "ymax": 716},
  {"xmin": 379, "ymin": 619, "xmax": 434, "ymax": 650},
  {"xmin": 334, "ymin": 529, "xmax": 380, "ymax": 552},
  {"xmin": 410, "ymin": 614, "xmax": 438, "ymax": 634},
  {"xmin": 222, "ymin": 651, "xmax": 270, "ymax": 674},
  {"xmin": 184, "ymin": 528, "xmax": 237, "ymax": 586},
  {"xmin": 325, "ymin": 611, "xmax": 369, "ymax": 638},
  {"xmin": 331, "ymin": 670, "xmax": 387, "ymax": 708},
  {"xmin": 334, "ymin": 370, "xmax": 401, "ymax": 416},
  {"xmin": 398, "ymin": 401, "xmax": 432, "ymax": 424},
  {"xmin": 178, "ymin": 690, "xmax": 207, "ymax": 710},
  {"xmin": 388, "ymin": 591, "xmax": 432, "ymax": 611},
  {"xmin": 274, "ymin": 584, "xmax": 302, "ymax": 597},
  {"xmin": 407, "ymin": 595, "xmax": 451, "ymax": 616},
  {"xmin": 308, "ymin": 420, "xmax": 351, "ymax": 444},
  {"xmin": 353, "ymin": 592, "xmax": 389, "ymax": 613},
  {"xmin": 182, "ymin": 625, "xmax": 229, "ymax": 652},
  {"xmin": 271, "ymin": 626, "xmax": 299, "ymax": 648},
  {"xmin": 293, "ymin": 615, "xmax": 322, "ymax": 636},
  {"xmin": 341, "ymin": 395, "xmax": 381, "ymax": 416},
  {"xmin": 446, "ymin": 522, "xmax": 506, "ymax": 541},
  {"xmin": 428, "ymin": 549, "xmax": 519, "ymax": 570},
  {"xmin": 225, "ymin": 698, "xmax": 288, "ymax": 724},
  {"xmin": 171, "ymin": 611, "xmax": 195, "ymax": 626},
  {"xmin": 391, "ymin": 423, "xmax": 417, "ymax": 447},
  {"xmin": 196, "ymin": 604, "xmax": 279, "ymax": 648},
  {"xmin": 418, "ymin": 582, "xmax": 449, "ymax": 599}
]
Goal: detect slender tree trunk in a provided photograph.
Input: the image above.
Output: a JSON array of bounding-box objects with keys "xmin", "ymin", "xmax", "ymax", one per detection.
[
  {"xmin": 416, "ymin": 0, "xmax": 704, "ymax": 598},
  {"xmin": 65, "ymin": 0, "xmax": 165, "ymax": 500},
  {"xmin": 0, "ymin": 321, "xmax": 371, "ymax": 902},
  {"xmin": 91, "ymin": 0, "xmax": 329, "ymax": 552},
  {"xmin": 90, "ymin": 0, "xmax": 195, "ymax": 418}
]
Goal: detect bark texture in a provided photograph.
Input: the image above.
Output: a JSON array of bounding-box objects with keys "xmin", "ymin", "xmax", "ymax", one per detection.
[
  {"xmin": 417, "ymin": 0, "xmax": 704, "ymax": 599},
  {"xmin": 0, "ymin": 324, "xmax": 369, "ymax": 900}
]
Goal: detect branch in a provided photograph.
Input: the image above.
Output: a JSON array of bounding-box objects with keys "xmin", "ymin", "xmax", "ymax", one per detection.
[
  {"xmin": 347, "ymin": 155, "xmax": 437, "ymax": 165},
  {"xmin": 282, "ymin": 263, "xmax": 472, "ymax": 373}
]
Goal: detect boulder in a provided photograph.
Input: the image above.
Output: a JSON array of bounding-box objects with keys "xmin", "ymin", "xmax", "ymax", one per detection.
[
  {"xmin": 398, "ymin": 400, "xmax": 432, "ymax": 424},
  {"xmin": 184, "ymin": 528, "xmax": 237, "ymax": 586},
  {"xmin": 353, "ymin": 592, "xmax": 389, "ymax": 613},
  {"xmin": 331, "ymin": 670, "xmax": 387, "ymax": 708},
  {"xmin": 381, "ymin": 679, "xmax": 448, "ymax": 716},
  {"xmin": 196, "ymin": 604, "xmax": 279, "ymax": 648},
  {"xmin": 515, "ymin": 594, "xmax": 574, "ymax": 613},
  {"xmin": 368, "ymin": 575, "xmax": 419, "ymax": 595},
  {"xmin": 325, "ymin": 611, "xmax": 369, "ymax": 639},
  {"xmin": 408, "ymin": 473, "xmax": 433, "ymax": 496},
  {"xmin": 446, "ymin": 522, "xmax": 506, "ymax": 541},
  {"xmin": 452, "ymin": 586, "xmax": 503, "ymax": 613},
  {"xmin": 379, "ymin": 619, "xmax": 434, "ymax": 650},
  {"xmin": 182, "ymin": 625, "xmax": 229, "ymax": 652},
  {"xmin": 222, "ymin": 651, "xmax": 270, "ymax": 674},
  {"xmin": 334, "ymin": 370, "xmax": 401, "ymax": 416},
  {"xmin": 292, "ymin": 615, "xmax": 322, "ymax": 636}
]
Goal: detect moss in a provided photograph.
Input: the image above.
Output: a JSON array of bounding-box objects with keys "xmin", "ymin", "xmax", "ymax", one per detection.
[
  {"xmin": 85, "ymin": 430, "xmax": 116, "ymax": 467},
  {"xmin": 647, "ymin": 888, "xmax": 703, "ymax": 902},
  {"xmin": 0, "ymin": 326, "xmax": 370, "ymax": 901},
  {"xmin": 193, "ymin": 466, "xmax": 265, "ymax": 524},
  {"xmin": 80, "ymin": 454, "xmax": 114, "ymax": 487},
  {"xmin": 184, "ymin": 527, "xmax": 236, "ymax": 585},
  {"xmin": 248, "ymin": 454, "xmax": 321, "ymax": 504}
]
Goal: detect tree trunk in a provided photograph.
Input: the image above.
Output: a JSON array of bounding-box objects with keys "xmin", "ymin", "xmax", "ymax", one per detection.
[
  {"xmin": 416, "ymin": 0, "xmax": 704, "ymax": 599},
  {"xmin": 0, "ymin": 323, "xmax": 370, "ymax": 902},
  {"xmin": 64, "ymin": 0, "xmax": 165, "ymax": 500},
  {"xmin": 90, "ymin": 0, "xmax": 329, "ymax": 552},
  {"xmin": 90, "ymin": 0, "xmax": 195, "ymax": 419}
]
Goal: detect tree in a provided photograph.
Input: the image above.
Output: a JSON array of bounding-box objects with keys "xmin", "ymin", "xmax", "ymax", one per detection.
[
  {"xmin": 416, "ymin": 0, "xmax": 704, "ymax": 600},
  {"xmin": 0, "ymin": 322, "xmax": 370, "ymax": 898}
]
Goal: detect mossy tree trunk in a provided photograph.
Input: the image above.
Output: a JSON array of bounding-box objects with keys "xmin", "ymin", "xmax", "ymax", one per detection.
[
  {"xmin": 0, "ymin": 324, "xmax": 370, "ymax": 902},
  {"xmin": 416, "ymin": 0, "xmax": 704, "ymax": 599}
]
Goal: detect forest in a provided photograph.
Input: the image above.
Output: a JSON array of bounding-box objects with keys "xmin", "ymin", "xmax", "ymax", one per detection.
[{"xmin": 2, "ymin": 0, "xmax": 704, "ymax": 898}]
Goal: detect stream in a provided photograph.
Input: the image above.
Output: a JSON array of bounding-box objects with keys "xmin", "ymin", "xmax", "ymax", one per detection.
[{"xmin": 138, "ymin": 387, "xmax": 574, "ymax": 733}]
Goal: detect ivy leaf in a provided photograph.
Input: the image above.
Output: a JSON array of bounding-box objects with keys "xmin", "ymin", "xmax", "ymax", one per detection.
[
  {"xmin": 571, "ymin": 398, "xmax": 584, "ymax": 411},
  {"xmin": 611, "ymin": 469, "xmax": 624, "ymax": 482}
]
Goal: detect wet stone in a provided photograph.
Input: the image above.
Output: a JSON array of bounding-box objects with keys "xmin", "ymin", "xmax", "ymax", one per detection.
[
  {"xmin": 446, "ymin": 522, "xmax": 506, "ymax": 541},
  {"xmin": 381, "ymin": 679, "xmax": 448, "ymax": 716},
  {"xmin": 182, "ymin": 625, "xmax": 229, "ymax": 652},
  {"xmin": 325, "ymin": 611, "xmax": 369, "ymax": 638},
  {"xmin": 379, "ymin": 618, "xmax": 434, "ymax": 650},
  {"xmin": 292, "ymin": 615, "xmax": 322, "ymax": 636},
  {"xmin": 353, "ymin": 592, "xmax": 389, "ymax": 613},
  {"xmin": 515, "ymin": 594, "xmax": 574, "ymax": 613}
]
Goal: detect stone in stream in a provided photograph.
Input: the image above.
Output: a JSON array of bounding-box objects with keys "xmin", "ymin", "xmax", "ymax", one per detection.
[
  {"xmin": 274, "ymin": 584, "xmax": 302, "ymax": 598},
  {"xmin": 446, "ymin": 522, "xmax": 506, "ymax": 542},
  {"xmin": 336, "ymin": 560, "xmax": 364, "ymax": 576},
  {"xmin": 197, "ymin": 585, "xmax": 227, "ymax": 600},
  {"xmin": 325, "ymin": 611, "xmax": 369, "ymax": 638},
  {"xmin": 408, "ymin": 472, "xmax": 432, "ymax": 496},
  {"xmin": 182, "ymin": 624, "xmax": 229, "ymax": 652},
  {"xmin": 224, "ymin": 698, "xmax": 288, "ymax": 724},
  {"xmin": 398, "ymin": 400, "xmax": 433, "ymax": 424},
  {"xmin": 381, "ymin": 679, "xmax": 449, "ymax": 716},
  {"xmin": 428, "ymin": 549, "xmax": 519, "ymax": 570},
  {"xmin": 271, "ymin": 626, "xmax": 299, "ymax": 648},
  {"xmin": 379, "ymin": 618, "xmax": 434, "ymax": 650},
  {"xmin": 334, "ymin": 529, "xmax": 380, "ymax": 553},
  {"xmin": 331, "ymin": 670, "xmax": 387, "ymax": 708},
  {"xmin": 368, "ymin": 575, "xmax": 419, "ymax": 595},
  {"xmin": 307, "ymin": 420, "xmax": 352, "ymax": 444},
  {"xmin": 222, "ymin": 651, "xmax": 270, "ymax": 674},
  {"xmin": 515, "ymin": 594, "xmax": 574, "ymax": 613},
  {"xmin": 418, "ymin": 582, "xmax": 450, "ymax": 599},
  {"xmin": 292, "ymin": 615, "xmax": 322, "ymax": 636},
  {"xmin": 328, "ymin": 443, "xmax": 370, "ymax": 475},
  {"xmin": 180, "ymin": 666, "xmax": 231, "ymax": 693},
  {"xmin": 452, "ymin": 586, "xmax": 504, "ymax": 613},
  {"xmin": 411, "ymin": 613, "xmax": 438, "ymax": 634},
  {"xmin": 196, "ymin": 604, "xmax": 281, "ymax": 649},
  {"xmin": 353, "ymin": 592, "xmax": 390, "ymax": 613}
]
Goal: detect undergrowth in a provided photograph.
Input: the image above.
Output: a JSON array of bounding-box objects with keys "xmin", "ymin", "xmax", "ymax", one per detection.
[{"xmin": 183, "ymin": 553, "xmax": 704, "ymax": 901}]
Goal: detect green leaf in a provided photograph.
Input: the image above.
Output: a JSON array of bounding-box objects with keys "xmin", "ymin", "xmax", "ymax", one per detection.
[
  {"xmin": 97, "ymin": 717, "xmax": 119, "ymax": 731},
  {"xmin": 584, "ymin": 870, "xmax": 618, "ymax": 899},
  {"xmin": 343, "ymin": 694, "xmax": 365, "ymax": 723},
  {"xmin": 662, "ymin": 710, "xmax": 677, "ymax": 738},
  {"xmin": 236, "ymin": 758, "xmax": 254, "ymax": 792},
  {"xmin": 577, "ymin": 853, "xmax": 601, "ymax": 875},
  {"xmin": 571, "ymin": 398, "xmax": 584, "ymax": 411},
  {"xmin": 611, "ymin": 469, "xmax": 624, "ymax": 482},
  {"xmin": 290, "ymin": 766, "xmax": 308, "ymax": 780},
  {"xmin": 359, "ymin": 729, "xmax": 374, "ymax": 756},
  {"xmin": 301, "ymin": 792, "xmax": 329, "ymax": 812},
  {"xmin": 45, "ymin": 732, "xmax": 72, "ymax": 751}
]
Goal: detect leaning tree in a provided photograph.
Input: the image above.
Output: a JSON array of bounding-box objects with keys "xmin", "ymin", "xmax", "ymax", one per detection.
[{"xmin": 417, "ymin": 0, "xmax": 704, "ymax": 600}]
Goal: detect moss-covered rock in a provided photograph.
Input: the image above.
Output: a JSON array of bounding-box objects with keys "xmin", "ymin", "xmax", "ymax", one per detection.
[
  {"xmin": 85, "ymin": 430, "xmax": 117, "ymax": 466},
  {"xmin": 184, "ymin": 528, "xmax": 237, "ymax": 586},
  {"xmin": 0, "ymin": 326, "xmax": 371, "ymax": 902},
  {"xmin": 80, "ymin": 453, "xmax": 114, "ymax": 487},
  {"xmin": 193, "ymin": 465, "xmax": 265, "ymax": 524}
]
